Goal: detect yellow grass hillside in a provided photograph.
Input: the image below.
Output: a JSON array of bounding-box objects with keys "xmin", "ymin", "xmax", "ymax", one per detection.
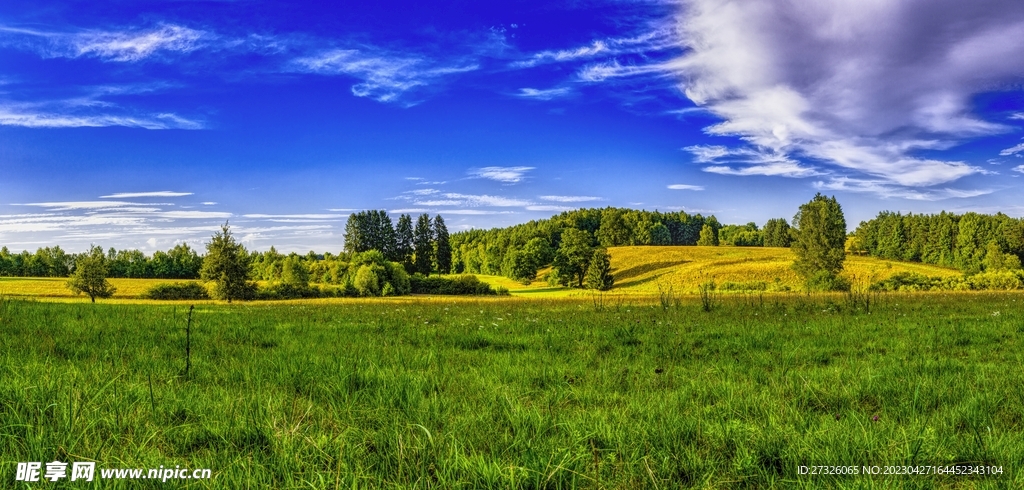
[{"xmin": 605, "ymin": 246, "xmax": 961, "ymax": 294}]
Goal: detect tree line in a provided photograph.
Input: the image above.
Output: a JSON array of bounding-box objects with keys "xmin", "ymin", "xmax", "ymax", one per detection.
[
  {"xmin": 852, "ymin": 211, "xmax": 1024, "ymax": 274},
  {"xmin": 0, "ymin": 244, "xmax": 202, "ymax": 279}
]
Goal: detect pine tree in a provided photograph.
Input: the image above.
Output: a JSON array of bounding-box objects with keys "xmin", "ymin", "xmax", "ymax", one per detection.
[
  {"xmin": 433, "ymin": 215, "xmax": 451, "ymax": 274},
  {"xmin": 584, "ymin": 248, "xmax": 614, "ymax": 290},
  {"xmin": 413, "ymin": 214, "xmax": 434, "ymax": 275},
  {"xmin": 791, "ymin": 193, "xmax": 847, "ymax": 285},
  {"xmin": 395, "ymin": 214, "xmax": 414, "ymax": 269},
  {"xmin": 201, "ymin": 222, "xmax": 253, "ymax": 302}
]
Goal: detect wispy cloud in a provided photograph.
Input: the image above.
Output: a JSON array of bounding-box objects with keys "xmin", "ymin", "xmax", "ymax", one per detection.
[
  {"xmin": 1013, "ymin": 165, "xmax": 1024, "ymax": 174},
  {"xmin": 0, "ymin": 24, "xmax": 206, "ymax": 62},
  {"xmin": 814, "ymin": 177, "xmax": 993, "ymax": 201},
  {"xmin": 665, "ymin": 0, "xmax": 1024, "ymax": 193},
  {"xmin": 243, "ymin": 214, "xmax": 347, "ymax": 219},
  {"xmin": 538, "ymin": 195, "xmax": 601, "ymax": 202},
  {"xmin": 526, "ymin": 205, "xmax": 575, "ymax": 212},
  {"xmin": 684, "ymin": 145, "xmax": 822, "ymax": 178},
  {"xmin": 512, "ymin": 40, "xmax": 609, "ymax": 68},
  {"xmin": 516, "ymin": 87, "xmax": 571, "ymax": 100},
  {"xmin": 291, "ymin": 48, "xmax": 477, "ymax": 103},
  {"xmin": 101, "ymin": 191, "xmax": 193, "ymax": 198},
  {"xmin": 436, "ymin": 193, "xmax": 530, "ymax": 207},
  {"xmin": 1000, "ymin": 141, "xmax": 1024, "ymax": 157},
  {"xmin": 0, "ymin": 105, "xmax": 203, "ymax": 129},
  {"xmin": 467, "ymin": 166, "xmax": 534, "ymax": 183},
  {"xmin": 667, "ymin": 184, "xmax": 704, "ymax": 191}
]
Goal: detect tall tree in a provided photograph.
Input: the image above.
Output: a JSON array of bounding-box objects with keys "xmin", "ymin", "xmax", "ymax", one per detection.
[
  {"xmin": 763, "ymin": 218, "xmax": 792, "ymax": 247},
  {"xmin": 66, "ymin": 245, "xmax": 116, "ymax": 303},
  {"xmin": 433, "ymin": 214, "xmax": 452, "ymax": 274},
  {"xmin": 201, "ymin": 222, "xmax": 253, "ymax": 302},
  {"xmin": 584, "ymin": 248, "xmax": 615, "ymax": 290},
  {"xmin": 553, "ymin": 228, "xmax": 593, "ymax": 287},
  {"xmin": 696, "ymin": 224, "xmax": 719, "ymax": 246},
  {"xmin": 413, "ymin": 214, "xmax": 434, "ymax": 275},
  {"xmin": 395, "ymin": 214, "xmax": 414, "ymax": 269},
  {"xmin": 792, "ymin": 193, "xmax": 847, "ymax": 282}
]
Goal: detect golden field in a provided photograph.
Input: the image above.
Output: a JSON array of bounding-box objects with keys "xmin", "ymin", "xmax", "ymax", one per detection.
[{"xmin": 0, "ymin": 246, "xmax": 963, "ymax": 302}]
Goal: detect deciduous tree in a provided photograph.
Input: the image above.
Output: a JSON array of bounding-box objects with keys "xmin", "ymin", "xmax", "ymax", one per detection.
[{"xmin": 66, "ymin": 246, "xmax": 116, "ymax": 303}]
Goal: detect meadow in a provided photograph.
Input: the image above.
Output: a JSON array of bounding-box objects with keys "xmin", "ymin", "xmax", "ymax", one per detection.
[{"xmin": 1, "ymin": 290, "xmax": 1022, "ymax": 488}]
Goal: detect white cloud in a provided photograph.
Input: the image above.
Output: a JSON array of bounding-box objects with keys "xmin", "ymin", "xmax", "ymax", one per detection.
[
  {"xmin": 1011, "ymin": 113, "xmax": 1024, "ymax": 120},
  {"xmin": 538, "ymin": 195, "xmax": 601, "ymax": 202},
  {"xmin": 291, "ymin": 48, "xmax": 477, "ymax": 103},
  {"xmin": 468, "ymin": 166, "xmax": 534, "ymax": 183},
  {"xmin": 1000, "ymin": 141, "xmax": 1024, "ymax": 157},
  {"xmin": 516, "ymin": 87, "xmax": 571, "ymax": 100},
  {"xmin": 1013, "ymin": 165, "xmax": 1024, "ymax": 174},
  {"xmin": 243, "ymin": 214, "xmax": 347, "ymax": 219},
  {"xmin": 403, "ymin": 188, "xmax": 440, "ymax": 196},
  {"xmin": 512, "ymin": 40, "xmax": 609, "ymax": 68},
  {"xmin": 666, "ymin": 0, "xmax": 1024, "ymax": 191},
  {"xmin": 0, "ymin": 105, "xmax": 203, "ymax": 129},
  {"xmin": 814, "ymin": 177, "xmax": 993, "ymax": 201},
  {"xmin": 667, "ymin": 184, "xmax": 704, "ymax": 191},
  {"xmin": 442, "ymin": 193, "xmax": 531, "ymax": 207},
  {"xmin": 526, "ymin": 205, "xmax": 575, "ymax": 212},
  {"xmin": 202, "ymin": 202, "xmax": 217, "ymax": 205},
  {"xmin": 0, "ymin": 24, "xmax": 205, "ymax": 62},
  {"xmin": 101, "ymin": 191, "xmax": 193, "ymax": 198}
]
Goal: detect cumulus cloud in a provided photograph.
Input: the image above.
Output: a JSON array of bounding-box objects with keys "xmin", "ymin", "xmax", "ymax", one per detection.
[
  {"xmin": 291, "ymin": 48, "xmax": 477, "ymax": 103},
  {"xmin": 667, "ymin": 184, "xmax": 704, "ymax": 190},
  {"xmin": 468, "ymin": 166, "xmax": 534, "ymax": 183},
  {"xmin": 666, "ymin": 0, "xmax": 1024, "ymax": 192}
]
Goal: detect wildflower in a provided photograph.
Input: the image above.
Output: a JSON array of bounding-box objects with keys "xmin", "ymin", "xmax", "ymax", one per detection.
[{"xmin": 872, "ymin": 415, "xmax": 879, "ymax": 422}]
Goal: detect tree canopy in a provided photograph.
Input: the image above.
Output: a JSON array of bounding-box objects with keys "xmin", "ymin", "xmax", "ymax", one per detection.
[
  {"xmin": 65, "ymin": 245, "xmax": 116, "ymax": 303},
  {"xmin": 792, "ymin": 194, "xmax": 847, "ymax": 285}
]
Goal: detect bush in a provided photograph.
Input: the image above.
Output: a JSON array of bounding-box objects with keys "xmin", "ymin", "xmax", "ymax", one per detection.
[
  {"xmin": 409, "ymin": 274, "xmax": 499, "ymax": 295},
  {"xmin": 256, "ymin": 283, "xmax": 322, "ymax": 300},
  {"xmin": 141, "ymin": 282, "xmax": 211, "ymax": 300},
  {"xmin": 805, "ymin": 271, "xmax": 851, "ymax": 292}
]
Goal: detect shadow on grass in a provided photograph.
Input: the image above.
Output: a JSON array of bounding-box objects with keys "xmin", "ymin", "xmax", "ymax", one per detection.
[{"xmin": 613, "ymin": 260, "xmax": 690, "ymax": 282}]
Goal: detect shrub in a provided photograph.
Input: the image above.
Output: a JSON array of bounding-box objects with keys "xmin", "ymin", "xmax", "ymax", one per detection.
[
  {"xmin": 141, "ymin": 282, "xmax": 211, "ymax": 300},
  {"xmin": 805, "ymin": 271, "xmax": 851, "ymax": 292},
  {"xmin": 409, "ymin": 274, "xmax": 499, "ymax": 295},
  {"xmin": 256, "ymin": 283, "xmax": 322, "ymax": 300},
  {"xmin": 869, "ymin": 272, "xmax": 936, "ymax": 292}
]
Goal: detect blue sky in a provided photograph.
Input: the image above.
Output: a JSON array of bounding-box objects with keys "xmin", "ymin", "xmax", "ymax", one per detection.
[{"xmin": 2, "ymin": 0, "xmax": 1024, "ymax": 253}]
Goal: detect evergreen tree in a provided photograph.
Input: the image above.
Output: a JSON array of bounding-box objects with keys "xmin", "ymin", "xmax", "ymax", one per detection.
[
  {"xmin": 792, "ymin": 194, "xmax": 847, "ymax": 284},
  {"xmin": 201, "ymin": 222, "xmax": 253, "ymax": 302},
  {"xmin": 763, "ymin": 218, "xmax": 792, "ymax": 247},
  {"xmin": 66, "ymin": 245, "xmax": 116, "ymax": 303},
  {"xmin": 433, "ymin": 214, "xmax": 451, "ymax": 274},
  {"xmin": 584, "ymin": 248, "xmax": 614, "ymax": 290},
  {"xmin": 413, "ymin": 214, "xmax": 434, "ymax": 275},
  {"xmin": 395, "ymin": 214, "xmax": 414, "ymax": 269}
]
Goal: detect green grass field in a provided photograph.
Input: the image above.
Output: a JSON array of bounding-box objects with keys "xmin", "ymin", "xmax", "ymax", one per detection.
[{"xmin": 1, "ymin": 291, "xmax": 1022, "ymax": 488}]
